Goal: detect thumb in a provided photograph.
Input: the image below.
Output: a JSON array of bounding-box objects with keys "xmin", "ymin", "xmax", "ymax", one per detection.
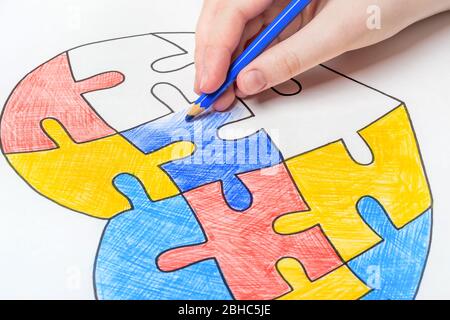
[{"xmin": 236, "ymin": 13, "xmax": 348, "ymax": 95}]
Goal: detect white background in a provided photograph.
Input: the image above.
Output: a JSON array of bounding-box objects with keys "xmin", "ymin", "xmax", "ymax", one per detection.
[{"xmin": 0, "ymin": 0, "xmax": 448, "ymax": 299}]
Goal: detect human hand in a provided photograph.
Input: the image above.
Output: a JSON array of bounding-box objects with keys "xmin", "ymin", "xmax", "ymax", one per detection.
[{"xmin": 194, "ymin": 0, "xmax": 450, "ymax": 110}]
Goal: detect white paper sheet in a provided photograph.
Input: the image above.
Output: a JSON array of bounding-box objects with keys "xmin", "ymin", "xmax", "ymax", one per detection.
[{"xmin": 0, "ymin": 0, "xmax": 448, "ymax": 300}]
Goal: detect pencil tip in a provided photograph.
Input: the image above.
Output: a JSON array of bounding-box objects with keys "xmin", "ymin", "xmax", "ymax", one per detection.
[{"xmin": 186, "ymin": 103, "xmax": 204, "ymax": 122}]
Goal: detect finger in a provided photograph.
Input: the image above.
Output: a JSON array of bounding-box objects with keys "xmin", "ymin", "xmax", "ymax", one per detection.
[
  {"xmin": 199, "ymin": 0, "xmax": 274, "ymax": 94},
  {"xmin": 200, "ymin": 45, "xmax": 233, "ymax": 93},
  {"xmin": 213, "ymin": 86, "xmax": 236, "ymax": 112},
  {"xmin": 232, "ymin": 2, "xmax": 304, "ymax": 63},
  {"xmin": 262, "ymin": 1, "xmax": 303, "ymax": 42},
  {"xmin": 235, "ymin": 86, "xmax": 248, "ymax": 99},
  {"xmin": 232, "ymin": 15, "xmax": 265, "ymax": 61},
  {"xmin": 195, "ymin": 0, "xmax": 218, "ymax": 93},
  {"xmin": 237, "ymin": 8, "xmax": 350, "ymax": 96},
  {"xmin": 298, "ymin": 0, "xmax": 324, "ymax": 27}
]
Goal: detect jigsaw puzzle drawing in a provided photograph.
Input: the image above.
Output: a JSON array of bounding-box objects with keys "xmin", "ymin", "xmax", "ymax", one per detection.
[
  {"xmin": 0, "ymin": 53, "xmax": 123, "ymax": 154},
  {"xmin": 122, "ymin": 83, "xmax": 281, "ymax": 211},
  {"xmin": 68, "ymin": 33, "xmax": 198, "ymax": 132},
  {"xmin": 218, "ymin": 66, "xmax": 404, "ymax": 162},
  {"xmin": 349, "ymin": 198, "xmax": 432, "ymax": 300},
  {"xmin": 276, "ymin": 259, "xmax": 370, "ymax": 300},
  {"xmin": 275, "ymin": 106, "xmax": 432, "ymax": 261},
  {"xmin": 95, "ymin": 174, "xmax": 232, "ymax": 300},
  {"xmin": 6, "ymin": 119, "xmax": 194, "ymax": 219},
  {"xmin": 0, "ymin": 32, "xmax": 433, "ymax": 300},
  {"xmin": 158, "ymin": 164, "xmax": 343, "ymax": 300}
]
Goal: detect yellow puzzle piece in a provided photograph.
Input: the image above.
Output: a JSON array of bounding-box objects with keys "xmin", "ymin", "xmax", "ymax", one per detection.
[
  {"xmin": 7, "ymin": 118, "xmax": 195, "ymax": 219},
  {"xmin": 277, "ymin": 258, "xmax": 370, "ymax": 300},
  {"xmin": 275, "ymin": 106, "xmax": 431, "ymax": 261}
]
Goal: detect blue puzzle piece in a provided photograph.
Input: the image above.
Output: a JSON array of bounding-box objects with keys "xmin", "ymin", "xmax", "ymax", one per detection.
[
  {"xmin": 349, "ymin": 197, "xmax": 432, "ymax": 300},
  {"xmin": 95, "ymin": 173, "xmax": 232, "ymax": 300},
  {"xmin": 122, "ymin": 100, "xmax": 282, "ymax": 211}
]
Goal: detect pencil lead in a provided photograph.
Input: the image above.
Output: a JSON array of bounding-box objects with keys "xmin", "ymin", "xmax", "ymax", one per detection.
[{"xmin": 185, "ymin": 115, "xmax": 195, "ymax": 122}]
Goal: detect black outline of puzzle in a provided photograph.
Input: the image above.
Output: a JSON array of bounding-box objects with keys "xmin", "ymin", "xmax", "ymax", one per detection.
[{"xmin": 0, "ymin": 31, "xmax": 434, "ymax": 301}]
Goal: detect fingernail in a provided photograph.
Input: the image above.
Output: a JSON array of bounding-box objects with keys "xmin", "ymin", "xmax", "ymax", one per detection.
[
  {"xmin": 200, "ymin": 70, "xmax": 208, "ymax": 92},
  {"xmin": 214, "ymin": 104, "xmax": 228, "ymax": 112},
  {"xmin": 235, "ymin": 87, "xmax": 248, "ymax": 99},
  {"xmin": 241, "ymin": 70, "xmax": 267, "ymax": 95},
  {"xmin": 194, "ymin": 71, "xmax": 201, "ymax": 94}
]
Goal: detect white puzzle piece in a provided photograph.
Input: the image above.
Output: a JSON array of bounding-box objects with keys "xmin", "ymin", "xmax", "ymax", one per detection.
[
  {"xmin": 68, "ymin": 33, "xmax": 197, "ymax": 132},
  {"xmin": 151, "ymin": 32, "xmax": 196, "ymax": 73}
]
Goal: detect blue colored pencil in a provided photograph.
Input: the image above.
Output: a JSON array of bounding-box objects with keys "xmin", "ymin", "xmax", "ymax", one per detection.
[{"xmin": 186, "ymin": 0, "xmax": 313, "ymax": 121}]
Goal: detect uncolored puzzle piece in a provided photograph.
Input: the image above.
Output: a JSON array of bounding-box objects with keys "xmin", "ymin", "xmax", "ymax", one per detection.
[
  {"xmin": 271, "ymin": 78, "xmax": 302, "ymax": 96},
  {"xmin": 6, "ymin": 119, "xmax": 194, "ymax": 219},
  {"xmin": 0, "ymin": 53, "xmax": 122, "ymax": 154},
  {"xmin": 151, "ymin": 32, "xmax": 196, "ymax": 72},
  {"xmin": 122, "ymin": 83, "xmax": 279, "ymax": 211},
  {"xmin": 349, "ymin": 197, "xmax": 432, "ymax": 300},
  {"xmin": 219, "ymin": 65, "xmax": 403, "ymax": 163},
  {"xmin": 276, "ymin": 258, "xmax": 370, "ymax": 300},
  {"xmin": 95, "ymin": 174, "xmax": 231, "ymax": 300},
  {"xmin": 158, "ymin": 163, "xmax": 343, "ymax": 300},
  {"xmin": 275, "ymin": 106, "xmax": 432, "ymax": 261},
  {"xmin": 68, "ymin": 33, "xmax": 197, "ymax": 131}
]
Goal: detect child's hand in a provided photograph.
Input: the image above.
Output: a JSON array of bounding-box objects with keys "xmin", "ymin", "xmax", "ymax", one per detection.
[{"xmin": 194, "ymin": 0, "xmax": 450, "ymax": 110}]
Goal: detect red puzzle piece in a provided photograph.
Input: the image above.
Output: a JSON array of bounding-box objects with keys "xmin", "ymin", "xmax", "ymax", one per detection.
[
  {"xmin": 1, "ymin": 53, "xmax": 123, "ymax": 154},
  {"xmin": 158, "ymin": 164, "xmax": 343, "ymax": 300}
]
